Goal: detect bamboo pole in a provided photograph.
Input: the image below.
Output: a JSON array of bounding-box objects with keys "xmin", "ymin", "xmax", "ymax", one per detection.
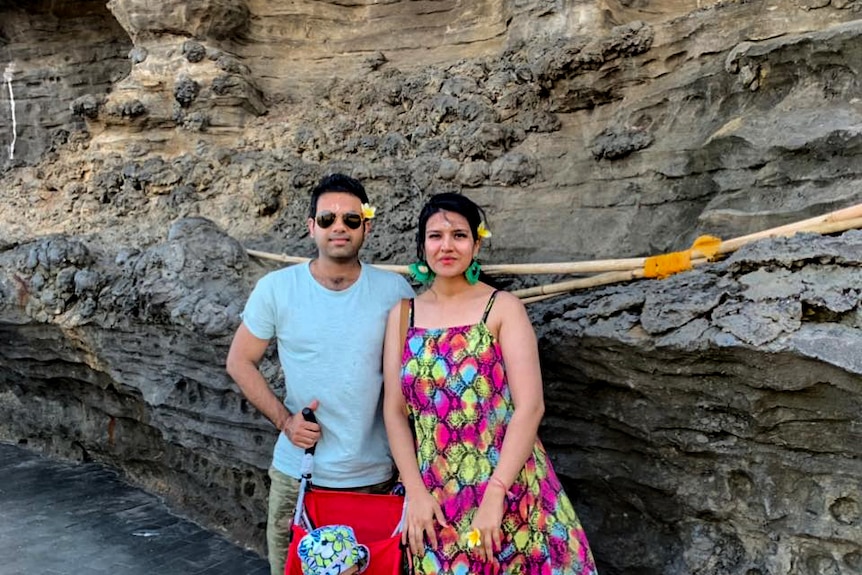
[
  {"xmin": 244, "ymin": 248, "xmax": 650, "ymax": 276},
  {"xmin": 512, "ymin": 215, "xmax": 862, "ymax": 301},
  {"xmin": 244, "ymin": 203, "xmax": 862, "ymax": 303},
  {"xmin": 512, "ymin": 261, "xmax": 704, "ymax": 299},
  {"xmin": 495, "ymin": 202, "xmax": 862, "ymax": 272},
  {"xmin": 482, "ymin": 259, "xmax": 648, "ymax": 275},
  {"xmin": 245, "ymin": 249, "xmax": 411, "ymax": 274},
  {"xmin": 717, "ymin": 211, "xmax": 862, "ymax": 253},
  {"xmin": 513, "ymin": 270, "xmax": 645, "ymax": 300},
  {"xmin": 244, "ymin": 251, "xmax": 307, "ymax": 265},
  {"xmin": 521, "ymin": 292, "xmax": 572, "ymax": 304}
]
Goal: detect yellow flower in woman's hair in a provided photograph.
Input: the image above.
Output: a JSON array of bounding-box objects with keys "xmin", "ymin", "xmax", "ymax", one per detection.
[
  {"xmin": 477, "ymin": 222, "xmax": 492, "ymax": 239},
  {"xmin": 361, "ymin": 203, "xmax": 377, "ymax": 220},
  {"xmin": 464, "ymin": 528, "xmax": 481, "ymax": 549}
]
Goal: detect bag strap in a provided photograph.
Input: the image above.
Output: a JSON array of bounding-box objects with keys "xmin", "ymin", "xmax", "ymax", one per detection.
[
  {"xmin": 398, "ymin": 298, "xmax": 418, "ymax": 441},
  {"xmin": 399, "ymin": 298, "xmax": 410, "ymax": 351}
]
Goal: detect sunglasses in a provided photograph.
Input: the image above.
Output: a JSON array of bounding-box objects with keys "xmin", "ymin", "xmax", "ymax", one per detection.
[{"xmin": 315, "ymin": 211, "xmax": 364, "ymax": 230}]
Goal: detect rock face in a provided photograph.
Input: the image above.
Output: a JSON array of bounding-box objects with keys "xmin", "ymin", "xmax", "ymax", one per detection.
[
  {"xmin": 0, "ymin": 1, "xmax": 131, "ymax": 166},
  {"xmin": 1, "ymin": 1, "xmax": 862, "ymax": 573},
  {"xmin": 2, "ymin": 220, "xmax": 860, "ymax": 574},
  {"xmin": 100, "ymin": 0, "xmax": 266, "ymax": 135},
  {"xmin": 3, "ymin": 1, "xmax": 861, "ymax": 263},
  {"xmin": 0, "ymin": 219, "xmax": 277, "ymax": 547},
  {"xmin": 535, "ymin": 231, "xmax": 862, "ymax": 574}
]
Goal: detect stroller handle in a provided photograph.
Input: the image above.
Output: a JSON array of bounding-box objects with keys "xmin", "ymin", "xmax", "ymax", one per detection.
[{"xmin": 302, "ymin": 407, "xmax": 318, "ymax": 455}]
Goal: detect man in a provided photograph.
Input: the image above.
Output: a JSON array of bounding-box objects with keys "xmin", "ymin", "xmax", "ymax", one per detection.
[{"xmin": 226, "ymin": 173, "xmax": 414, "ymax": 575}]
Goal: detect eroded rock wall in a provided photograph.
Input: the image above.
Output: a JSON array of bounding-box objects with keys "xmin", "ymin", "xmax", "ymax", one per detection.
[
  {"xmin": 2, "ymin": 1, "xmax": 862, "ymax": 572},
  {"xmin": 2, "ymin": 220, "xmax": 860, "ymax": 573},
  {"xmin": 536, "ymin": 231, "xmax": 862, "ymax": 574},
  {"xmin": 2, "ymin": 1, "xmax": 861, "ymax": 263},
  {"xmin": 0, "ymin": 218, "xmax": 279, "ymax": 546},
  {"xmin": 0, "ymin": 0, "xmax": 131, "ymax": 166}
]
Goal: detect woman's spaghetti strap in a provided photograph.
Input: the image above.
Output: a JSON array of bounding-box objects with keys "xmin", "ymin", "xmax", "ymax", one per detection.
[{"xmin": 481, "ymin": 290, "xmax": 500, "ymax": 324}]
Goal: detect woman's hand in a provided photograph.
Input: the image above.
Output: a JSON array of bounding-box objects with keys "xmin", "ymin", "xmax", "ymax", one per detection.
[
  {"xmin": 404, "ymin": 489, "xmax": 448, "ymax": 555},
  {"xmin": 469, "ymin": 484, "xmax": 507, "ymax": 563}
]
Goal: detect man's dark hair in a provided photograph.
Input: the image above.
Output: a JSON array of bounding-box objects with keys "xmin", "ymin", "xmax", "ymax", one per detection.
[{"xmin": 308, "ymin": 173, "xmax": 369, "ymax": 218}]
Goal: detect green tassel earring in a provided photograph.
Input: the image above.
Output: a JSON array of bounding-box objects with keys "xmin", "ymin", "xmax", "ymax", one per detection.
[
  {"xmin": 408, "ymin": 261, "xmax": 436, "ymax": 285},
  {"xmin": 465, "ymin": 259, "xmax": 481, "ymax": 285}
]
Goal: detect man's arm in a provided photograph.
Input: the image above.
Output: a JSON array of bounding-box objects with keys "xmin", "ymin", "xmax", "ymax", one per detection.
[
  {"xmin": 225, "ymin": 324, "xmax": 321, "ymax": 448},
  {"xmin": 226, "ymin": 323, "xmax": 291, "ymax": 430}
]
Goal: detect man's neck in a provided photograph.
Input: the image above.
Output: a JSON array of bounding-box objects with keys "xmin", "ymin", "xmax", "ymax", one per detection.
[{"xmin": 309, "ymin": 258, "xmax": 362, "ymax": 291}]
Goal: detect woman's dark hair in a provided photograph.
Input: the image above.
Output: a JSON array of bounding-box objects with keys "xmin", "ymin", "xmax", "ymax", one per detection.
[
  {"xmin": 416, "ymin": 192, "xmax": 487, "ymax": 261},
  {"xmin": 308, "ymin": 173, "xmax": 369, "ymax": 218}
]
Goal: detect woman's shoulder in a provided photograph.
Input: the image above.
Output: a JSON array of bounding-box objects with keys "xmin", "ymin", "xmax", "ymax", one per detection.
[
  {"xmin": 486, "ymin": 289, "xmax": 530, "ymax": 333},
  {"xmin": 488, "ymin": 288, "xmax": 523, "ymax": 310}
]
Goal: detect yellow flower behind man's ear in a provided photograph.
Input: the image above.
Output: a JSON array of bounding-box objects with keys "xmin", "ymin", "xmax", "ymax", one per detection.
[{"xmin": 361, "ymin": 203, "xmax": 376, "ymax": 220}]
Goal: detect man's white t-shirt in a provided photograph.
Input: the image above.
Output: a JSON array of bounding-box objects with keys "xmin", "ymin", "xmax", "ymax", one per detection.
[{"xmin": 242, "ymin": 262, "xmax": 414, "ymax": 487}]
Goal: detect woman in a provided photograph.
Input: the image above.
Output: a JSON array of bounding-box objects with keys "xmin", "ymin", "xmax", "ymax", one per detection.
[{"xmin": 382, "ymin": 193, "xmax": 597, "ymax": 574}]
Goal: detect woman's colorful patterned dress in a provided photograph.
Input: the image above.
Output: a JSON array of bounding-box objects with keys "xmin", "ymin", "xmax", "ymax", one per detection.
[{"xmin": 401, "ymin": 292, "xmax": 597, "ymax": 575}]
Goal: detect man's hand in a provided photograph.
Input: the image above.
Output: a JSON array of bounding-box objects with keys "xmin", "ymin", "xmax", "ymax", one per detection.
[{"xmin": 283, "ymin": 399, "xmax": 321, "ymax": 449}]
